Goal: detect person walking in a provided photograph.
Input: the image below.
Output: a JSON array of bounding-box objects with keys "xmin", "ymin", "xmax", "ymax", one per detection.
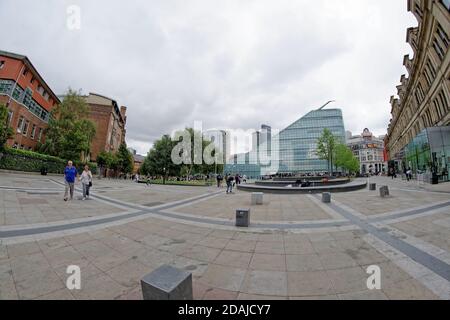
[
  {"xmin": 64, "ymin": 161, "xmax": 78, "ymax": 201},
  {"xmin": 80, "ymin": 164, "xmax": 93, "ymax": 200},
  {"xmin": 226, "ymin": 174, "xmax": 235, "ymax": 194}
]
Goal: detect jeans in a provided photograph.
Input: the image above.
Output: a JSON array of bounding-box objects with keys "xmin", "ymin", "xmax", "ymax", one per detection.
[
  {"xmin": 64, "ymin": 181, "xmax": 74, "ymax": 199},
  {"xmin": 82, "ymin": 183, "xmax": 90, "ymax": 198},
  {"xmin": 226, "ymin": 182, "xmax": 233, "ymax": 193}
]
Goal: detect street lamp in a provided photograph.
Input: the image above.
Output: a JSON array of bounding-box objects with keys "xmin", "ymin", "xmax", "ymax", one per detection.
[{"xmin": 163, "ymin": 167, "xmax": 166, "ymax": 185}]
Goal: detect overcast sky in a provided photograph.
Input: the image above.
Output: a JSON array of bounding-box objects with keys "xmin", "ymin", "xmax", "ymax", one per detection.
[{"xmin": 0, "ymin": 0, "xmax": 416, "ymax": 155}]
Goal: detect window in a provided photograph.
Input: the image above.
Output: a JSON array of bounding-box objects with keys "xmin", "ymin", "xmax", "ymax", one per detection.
[
  {"xmin": 23, "ymin": 88, "xmax": 33, "ymax": 107},
  {"xmin": 22, "ymin": 120, "xmax": 29, "ymax": 136},
  {"xmin": 0, "ymin": 60, "xmax": 4, "ymax": 69},
  {"xmin": 38, "ymin": 128, "xmax": 43, "ymax": 142},
  {"xmin": 30, "ymin": 124, "xmax": 36, "ymax": 139},
  {"xmin": 17, "ymin": 116, "xmax": 24, "ymax": 133},
  {"xmin": 7, "ymin": 110, "xmax": 13, "ymax": 125},
  {"xmin": 433, "ymin": 37, "xmax": 445, "ymax": 60},
  {"xmin": 22, "ymin": 68, "xmax": 28, "ymax": 76},
  {"xmin": 441, "ymin": 0, "xmax": 450, "ymax": 11},
  {"xmin": 436, "ymin": 24, "xmax": 449, "ymax": 48},
  {"xmin": 0, "ymin": 79, "xmax": 13, "ymax": 94},
  {"xmin": 37, "ymin": 85, "xmax": 44, "ymax": 95}
]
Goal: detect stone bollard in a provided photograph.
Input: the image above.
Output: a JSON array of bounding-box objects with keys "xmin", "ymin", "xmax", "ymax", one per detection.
[
  {"xmin": 141, "ymin": 265, "xmax": 193, "ymax": 300},
  {"xmin": 236, "ymin": 208, "xmax": 250, "ymax": 227},
  {"xmin": 369, "ymin": 183, "xmax": 376, "ymax": 191},
  {"xmin": 379, "ymin": 186, "xmax": 390, "ymax": 198},
  {"xmin": 251, "ymin": 192, "xmax": 264, "ymax": 205},
  {"xmin": 322, "ymin": 192, "xmax": 331, "ymax": 203}
]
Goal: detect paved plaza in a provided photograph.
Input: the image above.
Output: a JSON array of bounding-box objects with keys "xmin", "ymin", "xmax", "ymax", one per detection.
[{"xmin": 0, "ymin": 172, "xmax": 449, "ymax": 300}]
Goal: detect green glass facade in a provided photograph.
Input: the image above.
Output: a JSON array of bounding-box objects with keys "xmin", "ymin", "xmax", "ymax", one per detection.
[
  {"xmin": 225, "ymin": 108, "xmax": 346, "ymax": 178},
  {"xmin": 403, "ymin": 126, "xmax": 450, "ymax": 182}
]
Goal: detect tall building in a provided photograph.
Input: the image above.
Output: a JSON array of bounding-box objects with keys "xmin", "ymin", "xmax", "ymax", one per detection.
[
  {"xmin": 225, "ymin": 107, "xmax": 346, "ymax": 178},
  {"xmin": 347, "ymin": 129, "xmax": 387, "ymax": 175},
  {"xmin": 385, "ymin": 0, "xmax": 450, "ymax": 182},
  {"xmin": 203, "ymin": 129, "xmax": 229, "ymax": 164},
  {"xmin": 0, "ymin": 50, "xmax": 60, "ymax": 150},
  {"xmin": 84, "ymin": 93, "xmax": 127, "ymax": 161}
]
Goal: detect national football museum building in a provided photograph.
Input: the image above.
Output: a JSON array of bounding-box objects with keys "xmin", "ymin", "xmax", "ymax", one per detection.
[{"xmin": 225, "ymin": 107, "xmax": 346, "ymax": 178}]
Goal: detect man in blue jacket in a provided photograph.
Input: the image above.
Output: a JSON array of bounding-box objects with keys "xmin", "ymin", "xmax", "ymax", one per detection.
[{"xmin": 64, "ymin": 160, "xmax": 78, "ymax": 201}]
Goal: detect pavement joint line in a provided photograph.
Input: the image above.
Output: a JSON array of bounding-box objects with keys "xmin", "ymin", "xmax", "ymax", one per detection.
[
  {"xmin": 2, "ymin": 181, "xmax": 450, "ymax": 240},
  {"xmin": 313, "ymin": 194, "xmax": 450, "ymax": 282}
]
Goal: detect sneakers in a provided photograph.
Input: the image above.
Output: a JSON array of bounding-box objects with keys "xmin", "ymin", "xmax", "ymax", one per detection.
[{"xmin": 82, "ymin": 197, "xmax": 86, "ymax": 201}]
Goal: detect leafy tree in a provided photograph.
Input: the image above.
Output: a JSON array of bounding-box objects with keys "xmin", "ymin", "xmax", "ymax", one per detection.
[
  {"xmin": 0, "ymin": 103, "xmax": 14, "ymax": 151},
  {"xmin": 117, "ymin": 143, "xmax": 133, "ymax": 174},
  {"xmin": 141, "ymin": 135, "xmax": 177, "ymax": 184},
  {"xmin": 316, "ymin": 128, "xmax": 337, "ymax": 175},
  {"xmin": 96, "ymin": 151, "xmax": 110, "ymax": 176},
  {"xmin": 39, "ymin": 89, "xmax": 96, "ymax": 162},
  {"xmin": 334, "ymin": 143, "xmax": 360, "ymax": 174}
]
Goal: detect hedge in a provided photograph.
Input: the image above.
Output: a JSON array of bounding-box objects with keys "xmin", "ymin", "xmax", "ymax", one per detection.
[{"xmin": 0, "ymin": 148, "xmax": 97, "ymax": 174}]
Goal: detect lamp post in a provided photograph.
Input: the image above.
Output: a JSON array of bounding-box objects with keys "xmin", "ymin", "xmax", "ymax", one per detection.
[{"xmin": 163, "ymin": 167, "xmax": 166, "ymax": 185}]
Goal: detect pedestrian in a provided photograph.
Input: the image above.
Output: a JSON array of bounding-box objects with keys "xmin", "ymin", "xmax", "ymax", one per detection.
[
  {"xmin": 80, "ymin": 164, "xmax": 93, "ymax": 200},
  {"xmin": 216, "ymin": 174, "xmax": 222, "ymax": 188},
  {"xmin": 63, "ymin": 161, "xmax": 78, "ymax": 201},
  {"xmin": 226, "ymin": 174, "xmax": 235, "ymax": 194},
  {"xmin": 406, "ymin": 168, "xmax": 412, "ymax": 181}
]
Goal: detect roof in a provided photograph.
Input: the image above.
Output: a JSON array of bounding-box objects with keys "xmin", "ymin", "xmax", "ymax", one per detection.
[
  {"xmin": 0, "ymin": 49, "xmax": 61, "ymax": 104},
  {"xmin": 133, "ymin": 154, "xmax": 145, "ymax": 163}
]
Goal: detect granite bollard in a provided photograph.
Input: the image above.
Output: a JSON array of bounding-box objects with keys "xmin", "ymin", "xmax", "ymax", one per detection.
[
  {"xmin": 251, "ymin": 192, "xmax": 264, "ymax": 205},
  {"xmin": 322, "ymin": 192, "xmax": 331, "ymax": 203},
  {"xmin": 379, "ymin": 186, "xmax": 390, "ymax": 198},
  {"xmin": 141, "ymin": 265, "xmax": 193, "ymax": 300}
]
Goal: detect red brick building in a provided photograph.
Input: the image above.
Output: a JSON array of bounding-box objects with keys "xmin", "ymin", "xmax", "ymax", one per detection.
[
  {"xmin": 0, "ymin": 50, "xmax": 60, "ymax": 150},
  {"xmin": 83, "ymin": 93, "xmax": 127, "ymax": 161}
]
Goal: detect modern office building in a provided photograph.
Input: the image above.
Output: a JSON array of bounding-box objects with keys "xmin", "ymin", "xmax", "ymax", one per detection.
[
  {"xmin": 346, "ymin": 129, "xmax": 387, "ymax": 175},
  {"xmin": 0, "ymin": 50, "xmax": 60, "ymax": 150},
  {"xmin": 385, "ymin": 0, "xmax": 450, "ymax": 182},
  {"xmin": 203, "ymin": 129, "xmax": 230, "ymax": 165},
  {"xmin": 225, "ymin": 107, "xmax": 346, "ymax": 178}
]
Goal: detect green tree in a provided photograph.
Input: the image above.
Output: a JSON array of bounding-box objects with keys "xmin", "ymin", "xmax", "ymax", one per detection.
[
  {"xmin": 141, "ymin": 135, "xmax": 177, "ymax": 184},
  {"xmin": 0, "ymin": 103, "xmax": 14, "ymax": 151},
  {"xmin": 39, "ymin": 89, "xmax": 96, "ymax": 162},
  {"xmin": 334, "ymin": 143, "xmax": 360, "ymax": 174},
  {"xmin": 316, "ymin": 128, "xmax": 337, "ymax": 175},
  {"xmin": 117, "ymin": 143, "xmax": 133, "ymax": 174},
  {"xmin": 96, "ymin": 151, "xmax": 110, "ymax": 177}
]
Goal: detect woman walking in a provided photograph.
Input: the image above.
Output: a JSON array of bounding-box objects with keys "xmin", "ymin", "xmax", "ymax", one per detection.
[{"xmin": 80, "ymin": 165, "xmax": 93, "ymax": 200}]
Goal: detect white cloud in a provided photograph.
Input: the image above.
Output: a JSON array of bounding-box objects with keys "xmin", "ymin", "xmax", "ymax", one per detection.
[{"xmin": 0, "ymin": 0, "xmax": 417, "ymax": 154}]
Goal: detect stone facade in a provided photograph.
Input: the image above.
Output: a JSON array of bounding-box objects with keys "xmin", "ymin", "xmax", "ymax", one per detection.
[
  {"xmin": 385, "ymin": 0, "xmax": 450, "ymax": 161},
  {"xmin": 347, "ymin": 129, "xmax": 387, "ymax": 175}
]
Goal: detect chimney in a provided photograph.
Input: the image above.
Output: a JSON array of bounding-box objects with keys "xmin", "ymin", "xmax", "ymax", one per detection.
[{"xmin": 120, "ymin": 106, "xmax": 127, "ymax": 123}]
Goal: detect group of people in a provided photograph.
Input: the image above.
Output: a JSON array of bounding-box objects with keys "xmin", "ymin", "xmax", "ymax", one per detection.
[
  {"xmin": 63, "ymin": 161, "xmax": 93, "ymax": 201},
  {"xmin": 216, "ymin": 173, "xmax": 246, "ymax": 194}
]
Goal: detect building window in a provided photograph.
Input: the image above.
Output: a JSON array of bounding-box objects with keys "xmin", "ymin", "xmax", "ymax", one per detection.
[
  {"xmin": 0, "ymin": 60, "xmax": 4, "ymax": 69},
  {"xmin": 23, "ymin": 88, "xmax": 33, "ymax": 107},
  {"xmin": 12, "ymin": 85, "xmax": 24, "ymax": 101},
  {"xmin": 37, "ymin": 85, "xmax": 44, "ymax": 95},
  {"xmin": 436, "ymin": 24, "xmax": 449, "ymax": 49},
  {"xmin": 441, "ymin": 0, "xmax": 450, "ymax": 11},
  {"xmin": 433, "ymin": 37, "xmax": 446, "ymax": 60},
  {"xmin": 0, "ymin": 79, "xmax": 14, "ymax": 94},
  {"xmin": 22, "ymin": 120, "xmax": 29, "ymax": 136},
  {"xmin": 7, "ymin": 110, "xmax": 13, "ymax": 125},
  {"xmin": 22, "ymin": 68, "xmax": 28, "ymax": 76},
  {"xmin": 17, "ymin": 116, "xmax": 24, "ymax": 133},
  {"xmin": 30, "ymin": 124, "xmax": 36, "ymax": 140},
  {"xmin": 38, "ymin": 128, "xmax": 43, "ymax": 142}
]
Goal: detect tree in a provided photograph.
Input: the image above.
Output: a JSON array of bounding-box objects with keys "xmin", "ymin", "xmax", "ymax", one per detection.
[
  {"xmin": 334, "ymin": 143, "xmax": 360, "ymax": 174},
  {"xmin": 96, "ymin": 151, "xmax": 109, "ymax": 177},
  {"xmin": 0, "ymin": 103, "xmax": 13, "ymax": 151},
  {"xmin": 117, "ymin": 143, "xmax": 133, "ymax": 174},
  {"xmin": 316, "ymin": 128, "xmax": 337, "ymax": 175},
  {"xmin": 39, "ymin": 89, "xmax": 96, "ymax": 162},
  {"xmin": 141, "ymin": 135, "xmax": 177, "ymax": 184}
]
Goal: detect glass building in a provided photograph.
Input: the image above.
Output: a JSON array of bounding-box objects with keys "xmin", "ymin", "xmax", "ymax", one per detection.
[
  {"xmin": 224, "ymin": 108, "xmax": 346, "ymax": 178},
  {"xmin": 403, "ymin": 126, "xmax": 450, "ymax": 183}
]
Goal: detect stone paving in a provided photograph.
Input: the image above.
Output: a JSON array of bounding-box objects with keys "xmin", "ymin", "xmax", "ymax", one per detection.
[{"xmin": 0, "ymin": 173, "xmax": 449, "ymax": 300}]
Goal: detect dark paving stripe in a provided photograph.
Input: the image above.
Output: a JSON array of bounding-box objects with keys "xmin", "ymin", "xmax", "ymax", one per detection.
[
  {"xmin": 368, "ymin": 201, "xmax": 450, "ymax": 223},
  {"xmin": 316, "ymin": 195, "xmax": 450, "ymax": 282}
]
